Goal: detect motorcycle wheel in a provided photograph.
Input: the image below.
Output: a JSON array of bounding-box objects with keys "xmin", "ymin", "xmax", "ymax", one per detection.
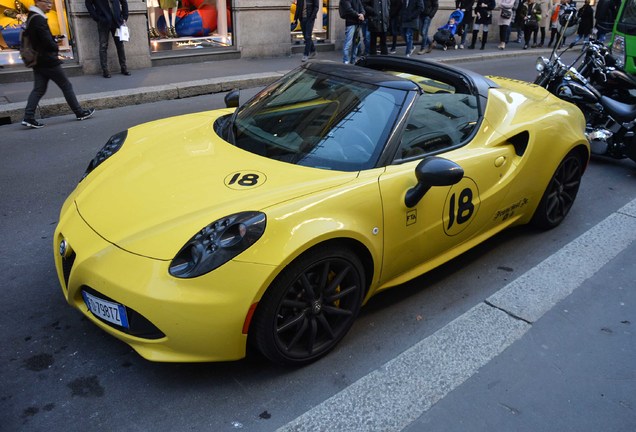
[{"xmin": 531, "ymin": 150, "xmax": 585, "ymax": 230}]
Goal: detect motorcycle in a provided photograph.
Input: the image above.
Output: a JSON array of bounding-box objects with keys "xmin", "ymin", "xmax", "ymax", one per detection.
[{"xmin": 533, "ymin": 8, "xmax": 636, "ymax": 164}]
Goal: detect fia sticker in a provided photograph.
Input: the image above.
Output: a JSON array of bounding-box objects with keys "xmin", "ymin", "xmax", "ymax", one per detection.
[
  {"xmin": 224, "ymin": 171, "xmax": 267, "ymax": 190},
  {"xmin": 406, "ymin": 209, "xmax": 417, "ymax": 226}
]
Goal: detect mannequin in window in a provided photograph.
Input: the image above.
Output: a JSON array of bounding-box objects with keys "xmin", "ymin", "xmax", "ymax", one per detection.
[
  {"xmin": 160, "ymin": 0, "xmax": 179, "ymax": 37},
  {"xmin": 147, "ymin": 0, "xmax": 160, "ymax": 38}
]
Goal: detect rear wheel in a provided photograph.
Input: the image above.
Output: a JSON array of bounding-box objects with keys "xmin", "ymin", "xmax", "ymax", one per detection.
[
  {"xmin": 250, "ymin": 246, "xmax": 365, "ymax": 366},
  {"xmin": 531, "ymin": 151, "xmax": 584, "ymax": 229}
]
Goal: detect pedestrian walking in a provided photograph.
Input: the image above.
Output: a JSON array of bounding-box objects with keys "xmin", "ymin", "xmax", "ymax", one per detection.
[
  {"xmin": 498, "ymin": 0, "xmax": 515, "ymax": 49},
  {"xmin": 455, "ymin": 0, "xmax": 475, "ymax": 49},
  {"xmin": 594, "ymin": 0, "xmax": 620, "ymax": 43},
  {"xmin": 547, "ymin": 0, "xmax": 561, "ymax": 47},
  {"xmin": 340, "ymin": 0, "xmax": 366, "ymax": 63},
  {"xmin": 513, "ymin": 0, "xmax": 526, "ymax": 43},
  {"xmin": 469, "ymin": 0, "xmax": 495, "ymax": 49},
  {"xmin": 85, "ymin": 0, "xmax": 131, "ymax": 77},
  {"xmin": 569, "ymin": 0, "xmax": 594, "ymax": 47},
  {"xmin": 535, "ymin": 0, "xmax": 552, "ymax": 47},
  {"xmin": 401, "ymin": 0, "xmax": 424, "ymax": 56},
  {"xmin": 418, "ymin": 0, "xmax": 439, "ymax": 54},
  {"xmin": 294, "ymin": 0, "xmax": 319, "ymax": 62},
  {"xmin": 22, "ymin": 0, "xmax": 94, "ymax": 129},
  {"xmin": 389, "ymin": 0, "xmax": 403, "ymax": 53},
  {"xmin": 364, "ymin": 0, "xmax": 390, "ymax": 55},
  {"xmin": 520, "ymin": 0, "xmax": 542, "ymax": 49}
]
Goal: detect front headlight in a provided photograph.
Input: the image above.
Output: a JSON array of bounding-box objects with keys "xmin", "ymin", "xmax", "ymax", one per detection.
[
  {"xmin": 535, "ymin": 57, "xmax": 548, "ymax": 73},
  {"xmin": 82, "ymin": 130, "xmax": 128, "ymax": 180},
  {"xmin": 611, "ymin": 35, "xmax": 626, "ymax": 69},
  {"xmin": 169, "ymin": 211, "xmax": 267, "ymax": 278}
]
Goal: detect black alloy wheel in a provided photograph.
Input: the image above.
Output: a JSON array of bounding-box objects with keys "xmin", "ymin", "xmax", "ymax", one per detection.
[
  {"xmin": 250, "ymin": 246, "xmax": 365, "ymax": 366},
  {"xmin": 531, "ymin": 151, "xmax": 585, "ymax": 229}
]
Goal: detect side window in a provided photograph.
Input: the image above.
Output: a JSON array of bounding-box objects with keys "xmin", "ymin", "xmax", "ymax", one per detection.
[{"xmin": 397, "ymin": 93, "xmax": 479, "ymax": 160}]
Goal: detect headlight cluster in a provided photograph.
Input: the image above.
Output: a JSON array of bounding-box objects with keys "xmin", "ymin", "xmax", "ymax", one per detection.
[
  {"xmin": 535, "ymin": 57, "xmax": 548, "ymax": 72},
  {"xmin": 82, "ymin": 130, "xmax": 128, "ymax": 180},
  {"xmin": 611, "ymin": 35, "xmax": 626, "ymax": 69},
  {"xmin": 169, "ymin": 211, "xmax": 267, "ymax": 278}
]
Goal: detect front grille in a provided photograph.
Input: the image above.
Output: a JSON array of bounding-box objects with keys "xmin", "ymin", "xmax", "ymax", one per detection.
[{"xmin": 81, "ymin": 286, "xmax": 166, "ymax": 340}]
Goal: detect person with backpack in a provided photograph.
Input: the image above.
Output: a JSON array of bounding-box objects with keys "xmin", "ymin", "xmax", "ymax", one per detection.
[{"xmin": 22, "ymin": 0, "xmax": 94, "ymax": 129}]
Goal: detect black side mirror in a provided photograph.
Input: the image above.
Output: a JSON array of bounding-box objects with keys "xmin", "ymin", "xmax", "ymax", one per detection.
[
  {"xmin": 405, "ymin": 157, "xmax": 464, "ymax": 208},
  {"xmin": 224, "ymin": 89, "xmax": 240, "ymax": 108}
]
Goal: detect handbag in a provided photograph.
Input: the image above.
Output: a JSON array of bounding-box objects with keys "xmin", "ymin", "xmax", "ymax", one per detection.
[
  {"xmin": 500, "ymin": 8, "xmax": 512, "ymax": 19},
  {"xmin": 115, "ymin": 24, "xmax": 130, "ymax": 42}
]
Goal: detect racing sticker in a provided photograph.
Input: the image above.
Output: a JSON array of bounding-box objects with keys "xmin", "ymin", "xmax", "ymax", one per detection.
[
  {"xmin": 443, "ymin": 177, "xmax": 480, "ymax": 236},
  {"xmin": 224, "ymin": 171, "xmax": 267, "ymax": 190}
]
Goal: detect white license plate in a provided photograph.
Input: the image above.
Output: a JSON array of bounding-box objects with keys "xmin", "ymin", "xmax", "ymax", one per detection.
[{"xmin": 82, "ymin": 291, "xmax": 129, "ymax": 329}]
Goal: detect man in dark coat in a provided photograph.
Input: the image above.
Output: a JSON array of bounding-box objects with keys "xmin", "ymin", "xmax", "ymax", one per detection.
[
  {"xmin": 401, "ymin": 0, "xmax": 424, "ymax": 56},
  {"xmin": 86, "ymin": 0, "xmax": 130, "ymax": 77},
  {"xmin": 388, "ymin": 0, "xmax": 402, "ymax": 52},
  {"xmin": 295, "ymin": 0, "xmax": 320, "ymax": 62},
  {"xmin": 569, "ymin": 0, "xmax": 593, "ymax": 47},
  {"xmin": 418, "ymin": 0, "xmax": 439, "ymax": 54},
  {"xmin": 594, "ymin": 0, "xmax": 620, "ymax": 43},
  {"xmin": 340, "ymin": 0, "xmax": 366, "ymax": 63},
  {"xmin": 22, "ymin": 0, "xmax": 94, "ymax": 128},
  {"xmin": 364, "ymin": 0, "xmax": 390, "ymax": 55}
]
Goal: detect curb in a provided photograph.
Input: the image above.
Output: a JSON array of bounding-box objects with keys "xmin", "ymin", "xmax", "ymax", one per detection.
[
  {"xmin": 0, "ymin": 49, "xmax": 548, "ymax": 125},
  {"xmin": 0, "ymin": 71, "xmax": 285, "ymax": 124}
]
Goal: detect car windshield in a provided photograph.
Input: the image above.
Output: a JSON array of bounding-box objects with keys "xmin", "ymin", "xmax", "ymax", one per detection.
[{"xmin": 230, "ymin": 67, "xmax": 407, "ymax": 171}]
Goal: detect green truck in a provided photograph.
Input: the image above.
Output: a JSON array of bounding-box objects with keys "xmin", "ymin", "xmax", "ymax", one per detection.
[{"xmin": 611, "ymin": 0, "xmax": 636, "ymax": 73}]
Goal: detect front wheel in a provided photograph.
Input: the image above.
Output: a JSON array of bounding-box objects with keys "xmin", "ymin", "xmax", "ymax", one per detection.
[
  {"xmin": 531, "ymin": 150, "xmax": 585, "ymax": 229},
  {"xmin": 250, "ymin": 246, "xmax": 365, "ymax": 366}
]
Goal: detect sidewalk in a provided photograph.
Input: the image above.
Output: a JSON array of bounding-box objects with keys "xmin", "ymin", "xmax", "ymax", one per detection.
[{"xmin": 0, "ymin": 43, "xmax": 550, "ymax": 125}]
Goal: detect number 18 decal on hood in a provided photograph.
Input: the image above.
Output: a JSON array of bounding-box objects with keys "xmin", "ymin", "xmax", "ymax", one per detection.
[
  {"xmin": 224, "ymin": 171, "xmax": 267, "ymax": 190},
  {"xmin": 443, "ymin": 177, "xmax": 480, "ymax": 236}
]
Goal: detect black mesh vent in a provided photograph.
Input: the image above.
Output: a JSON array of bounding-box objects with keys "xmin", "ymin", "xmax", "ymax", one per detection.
[{"xmin": 62, "ymin": 251, "xmax": 76, "ymax": 289}]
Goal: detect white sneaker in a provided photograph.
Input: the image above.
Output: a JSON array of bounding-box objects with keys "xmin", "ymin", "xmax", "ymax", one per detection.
[{"xmin": 301, "ymin": 55, "xmax": 308, "ymax": 62}]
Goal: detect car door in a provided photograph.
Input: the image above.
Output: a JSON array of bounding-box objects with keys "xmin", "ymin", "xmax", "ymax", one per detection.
[{"xmin": 377, "ymin": 109, "xmax": 519, "ymax": 291}]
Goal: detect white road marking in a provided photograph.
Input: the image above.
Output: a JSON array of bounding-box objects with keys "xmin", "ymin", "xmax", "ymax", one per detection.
[{"xmin": 277, "ymin": 199, "xmax": 636, "ymax": 432}]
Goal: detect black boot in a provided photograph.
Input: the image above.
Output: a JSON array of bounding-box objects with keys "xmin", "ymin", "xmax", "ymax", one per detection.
[
  {"xmin": 480, "ymin": 32, "xmax": 488, "ymax": 50},
  {"xmin": 468, "ymin": 30, "xmax": 478, "ymax": 49}
]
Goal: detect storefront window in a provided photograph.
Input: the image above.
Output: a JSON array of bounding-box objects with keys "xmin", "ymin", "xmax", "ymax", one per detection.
[
  {"xmin": 0, "ymin": 0, "xmax": 72, "ymax": 66},
  {"xmin": 290, "ymin": 0, "xmax": 328, "ymax": 46},
  {"xmin": 146, "ymin": 0, "xmax": 233, "ymax": 53}
]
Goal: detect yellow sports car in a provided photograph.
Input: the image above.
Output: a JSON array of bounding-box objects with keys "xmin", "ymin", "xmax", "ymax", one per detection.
[{"xmin": 54, "ymin": 57, "xmax": 590, "ymax": 365}]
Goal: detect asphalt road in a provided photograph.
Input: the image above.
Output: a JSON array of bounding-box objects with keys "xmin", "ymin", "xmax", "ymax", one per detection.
[{"xmin": 1, "ymin": 55, "xmax": 635, "ymax": 432}]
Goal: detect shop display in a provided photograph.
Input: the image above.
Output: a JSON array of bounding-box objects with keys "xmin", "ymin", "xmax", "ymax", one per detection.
[
  {"xmin": 1, "ymin": 0, "xmax": 70, "ymax": 65},
  {"xmin": 146, "ymin": 0, "xmax": 233, "ymax": 51}
]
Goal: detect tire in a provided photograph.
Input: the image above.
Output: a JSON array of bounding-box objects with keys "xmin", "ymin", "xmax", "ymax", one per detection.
[
  {"xmin": 531, "ymin": 150, "xmax": 584, "ymax": 229},
  {"xmin": 250, "ymin": 246, "xmax": 365, "ymax": 366}
]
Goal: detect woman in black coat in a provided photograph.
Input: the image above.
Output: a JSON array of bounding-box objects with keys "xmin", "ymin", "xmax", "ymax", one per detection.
[
  {"xmin": 364, "ymin": 0, "xmax": 391, "ymax": 54},
  {"xmin": 469, "ymin": 0, "xmax": 496, "ymax": 49}
]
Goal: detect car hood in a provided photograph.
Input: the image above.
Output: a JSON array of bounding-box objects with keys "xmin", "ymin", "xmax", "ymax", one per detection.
[{"xmin": 74, "ymin": 111, "xmax": 358, "ymax": 260}]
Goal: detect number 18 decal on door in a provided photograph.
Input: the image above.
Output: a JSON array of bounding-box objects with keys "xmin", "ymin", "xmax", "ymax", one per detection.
[{"xmin": 443, "ymin": 178, "xmax": 480, "ymax": 236}]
